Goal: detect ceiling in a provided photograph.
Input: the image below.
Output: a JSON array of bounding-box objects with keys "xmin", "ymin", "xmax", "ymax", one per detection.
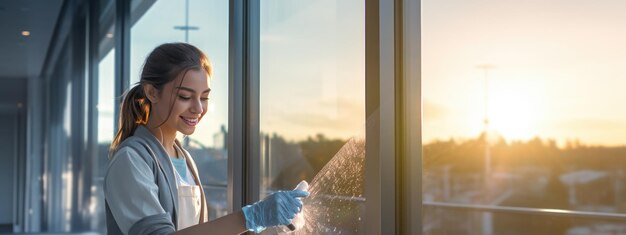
[{"xmin": 0, "ymin": 0, "xmax": 64, "ymax": 79}]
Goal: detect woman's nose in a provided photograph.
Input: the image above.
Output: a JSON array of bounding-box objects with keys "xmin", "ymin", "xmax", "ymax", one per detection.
[{"xmin": 190, "ymin": 98, "xmax": 203, "ymax": 114}]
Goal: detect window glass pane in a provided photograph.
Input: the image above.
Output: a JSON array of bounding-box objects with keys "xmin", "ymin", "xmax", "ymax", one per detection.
[
  {"xmin": 93, "ymin": 0, "xmax": 116, "ymax": 231},
  {"xmin": 97, "ymin": 50, "xmax": 116, "ymax": 146},
  {"xmin": 130, "ymin": 0, "xmax": 229, "ymax": 220},
  {"xmin": 259, "ymin": 1, "xmax": 365, "ymax": 234},
  {"xmin": 423, "ymin": 1, "xmax": 626, "ymax": 234},
  {"xmin": 93, "ymin": 48, "xmax": 115, "ymax": 233}
]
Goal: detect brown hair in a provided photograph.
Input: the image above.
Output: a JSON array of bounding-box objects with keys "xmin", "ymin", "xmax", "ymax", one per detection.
[{"xmin": 109, "ymin": 43, "xmax": 212, "ymax": 155}]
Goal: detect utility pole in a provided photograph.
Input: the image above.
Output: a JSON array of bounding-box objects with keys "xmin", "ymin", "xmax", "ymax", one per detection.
[
  {"xmin": 173, "ymin": 0, "xmax": 199, "ymax": 43},
  {"xmin": 477, "ymin": 64, "xmax": 495, "ymax": 192},
  {"xmin": 477, "ymin": 64, "xmax": 495, "ymax": 235}
]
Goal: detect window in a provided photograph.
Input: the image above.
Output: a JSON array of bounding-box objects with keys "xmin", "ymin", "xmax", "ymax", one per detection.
[
  {"xmin": 92, "ymin": 49, "xmax": 115, "ymax": 232},
  {"xmin": 91, "ymin": 0, "xmax": 116, "ymax": 232},
  {"xmin": 422, "ymin": 1, "xmax": 626, "ymax": 234},
  {"xmin": 130, "ymin": 0, "xmax": 230, "ymax": 220},
  {"xmin": 259, "ymin": 1, "xmax": 365, "ymax": 234}
]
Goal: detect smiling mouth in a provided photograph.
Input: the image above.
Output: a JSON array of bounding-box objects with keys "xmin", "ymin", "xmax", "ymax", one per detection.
[{"xmin": 180, "ymin": 116, "xmax": 199, "ymax": 126}]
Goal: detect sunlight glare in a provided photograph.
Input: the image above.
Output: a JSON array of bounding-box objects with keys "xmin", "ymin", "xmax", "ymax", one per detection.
[{"xmin": 489, "ymin": 93, "xmax": 536, "ymax": 141}]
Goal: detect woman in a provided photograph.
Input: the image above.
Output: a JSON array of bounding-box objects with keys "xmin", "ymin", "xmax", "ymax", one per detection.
[{"xmin": 104, "ymin": 43, "xmax": 307, "ymax": 234}]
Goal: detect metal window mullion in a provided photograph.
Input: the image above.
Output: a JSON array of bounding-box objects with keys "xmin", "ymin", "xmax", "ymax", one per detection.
[
  {"xmin": 114, "ymin": 0, "xmax": 131, "ymax": 131},
  {"xmin": 367, "ymin": 0, "xmax": 423, "ymax": 234},
  {"xmin": 228, "ymin": 0, "xmax": 245, "ymax": 212},
  {"xmin": 365, "ymin": 0, "xmax": 397, "ymax": 233},
  {"xmin": 86, "ymin": 0, "xmax": 100, "ymax": 226},
  {"xmin": 12, "ymin": 109, "xmax": 20, "ymax": 233},
  {"xmin": 400, "ymin": 0, "xmax": 422, "ymax": 234},
  {"xmin": 71, "ymin": 11, "xmax": 88, "ymax": 229},
  {"xmin": 244, "ymin": 0, "xmax": 260, "ymax": 206},
  {"xmin": 365, "ymin": 0, "xmax": 381, "ymax": 232},
  {"xmin": 379, "ymin": 0, "xmax": 397, "ymax": 233},
  {"xmin": 25, "ymin": 77, "xmax": 43, "ymax": 232},
  {"xmin": 228, "ymin": 0, "xmax": 261, "ymax": 212},
  {"xmin": 87, "ymin": 0, "xmax": 100, "ymax": 174}
]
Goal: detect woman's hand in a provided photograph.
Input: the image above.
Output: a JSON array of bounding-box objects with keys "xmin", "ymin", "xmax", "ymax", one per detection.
[{"xmin": 242, "ymin": 190, "xmax": 310, "ymax": 233}]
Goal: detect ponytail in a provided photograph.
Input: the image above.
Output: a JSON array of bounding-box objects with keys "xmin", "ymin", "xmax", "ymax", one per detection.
[{"xmin": 109, "ymin": 84, "xmax": 151, "ymax": 157}]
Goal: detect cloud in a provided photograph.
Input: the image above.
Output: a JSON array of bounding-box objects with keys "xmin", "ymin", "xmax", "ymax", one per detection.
[
  {"xmin": 261, "ymin": 97, "xmax": 365, "ymax": 141},
  {"xmin": 423, "ymin": 99, "xmax": 447, "ymax": 121}
]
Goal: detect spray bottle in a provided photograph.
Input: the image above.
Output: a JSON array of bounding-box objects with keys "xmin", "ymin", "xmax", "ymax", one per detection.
[{"xmin": 287, "ymin": 180, "xmax": 309, "ymax": 231}]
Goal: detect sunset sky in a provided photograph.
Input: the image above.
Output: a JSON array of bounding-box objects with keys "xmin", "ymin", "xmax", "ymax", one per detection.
[
  {"xmin": 422, "ymin": 0, "xmax": 626, "ymax": 146},
  {"xmin": 99, "ymin": 0, "xmax": 626, "ymax": 147}
]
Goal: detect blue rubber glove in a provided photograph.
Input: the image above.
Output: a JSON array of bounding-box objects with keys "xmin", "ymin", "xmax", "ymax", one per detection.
[{"xmin": 242, "ymin": 189, "xmax": 310, "ymax": 233}]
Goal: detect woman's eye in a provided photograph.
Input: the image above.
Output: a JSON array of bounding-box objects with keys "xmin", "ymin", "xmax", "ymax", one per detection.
[
  {"xmin": 179, "ymin": 96, "xmax": 191, "ymax": 100},
  {"xmin": 201, "ymin": 97, "xmax": 209, "ymax": 101}
]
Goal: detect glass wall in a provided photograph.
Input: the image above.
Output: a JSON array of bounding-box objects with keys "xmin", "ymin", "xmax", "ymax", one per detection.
[
  {"xmin": 0, "ymin": 0, "xmax": 429, "ymax": 233},
  {"xmin": 130, "ymin": 0, "xmax": 230, "ymax": 220},
  {"xmin": 6, "ymin": 0, "xmax": 423, "ymax": 233},
  {"xmin": 422, "ymin": 1, "xmax": 626, "ymax": 234},
  {"xmin": 259, "ymin": 1, "xmax": 365, "ymax": 234}
]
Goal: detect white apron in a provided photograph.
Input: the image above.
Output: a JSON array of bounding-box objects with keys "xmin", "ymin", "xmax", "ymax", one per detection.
[
  {"xmin": 174, "ymin": 170, "xmax": 202, "ymax": 230},
  {"xmin": 171, "ymin": 143, "xmax": 207, "ymax": 230}
]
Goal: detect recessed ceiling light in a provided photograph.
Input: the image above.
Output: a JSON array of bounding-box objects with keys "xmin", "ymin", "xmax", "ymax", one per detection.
[
  {"xmin": 106, "ymin": 33, "xmax": 114, "ymax": 38},
  {"xmin": 22, "ymin": 31, "xmax": 30, "ymax": 36}
]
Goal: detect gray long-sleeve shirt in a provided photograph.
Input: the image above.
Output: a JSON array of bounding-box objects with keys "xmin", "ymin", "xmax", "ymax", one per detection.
[{"xmin": 104, "ymin": 125, "xmax": 206, "ymax": 235}]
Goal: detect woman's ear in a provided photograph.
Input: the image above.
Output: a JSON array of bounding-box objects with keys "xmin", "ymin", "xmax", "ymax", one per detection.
[{"xmin": 143, "ymin": 84, "xmax": 160, "ymax": 104}]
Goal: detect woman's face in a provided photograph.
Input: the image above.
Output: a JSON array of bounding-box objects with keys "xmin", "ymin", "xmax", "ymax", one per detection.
[{"xmin": 151, "ymin": 69, "xmax": 210, "ymax": 136}]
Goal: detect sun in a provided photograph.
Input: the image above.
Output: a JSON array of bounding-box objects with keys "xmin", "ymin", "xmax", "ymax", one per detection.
[{"xmin": 488, "ymin": 94, "xmax": 536, "ymax": 141}]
